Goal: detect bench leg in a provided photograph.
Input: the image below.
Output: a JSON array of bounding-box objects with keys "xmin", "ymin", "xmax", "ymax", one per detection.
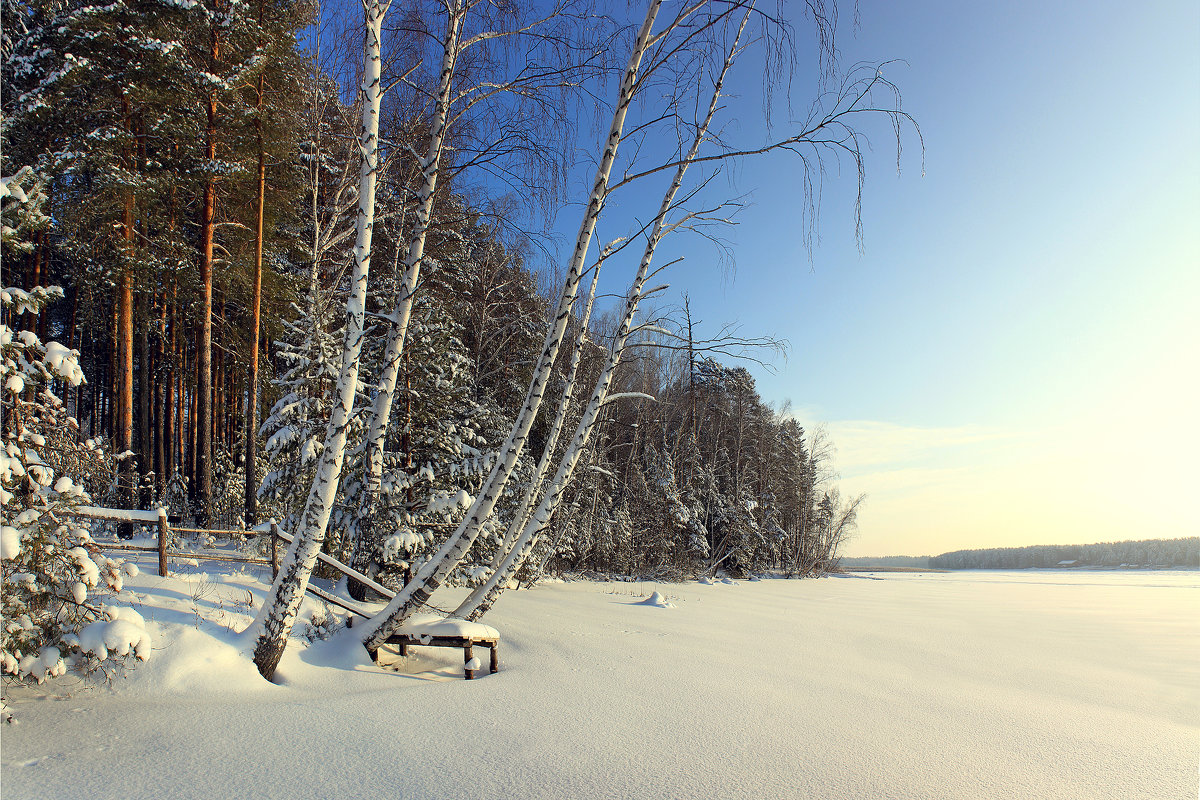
[
  {"xmin": 398, "ymin": 641, "xmax": 408, "ymax": 657},
  {"xmin": 489, "ymin": 643, "xmax": 499, "ymax": 674},
  {"xmin": 464, "ymin": 644, "xmax": 475, "ymax": 680}
]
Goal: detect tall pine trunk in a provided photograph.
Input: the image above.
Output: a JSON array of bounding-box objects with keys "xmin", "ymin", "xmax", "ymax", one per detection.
[
  {"xmin": 155, "ymin": 294, "xmax": 168, "ymax": 494},
  {"xmin": 116, "ymin": 267, "xmax": 134, "ymax": 521},
  {"xmin": 195, "ymin": 14, "xmax": 220, "ymax": 526},
  {"xmin": 245, "ymin": 67, "xmax": 266, "ymax": 529},
  {"xmin": 163, "ymin": 298, "xmax": 176, "ymax": 486},
  {"xmin": 137, "ymin": 291, "xmax": 152, "ymax": 506},
  {"xmin": 214, "ymin": 296, "xmax": 225, "ymax": 465},
  {"xmin": 189, "ymin": 331, "xmax": 200, "ymax": 501},
  {"xmin": 117, "ymin": 93, "xmax": 136, "ymax": 534}
]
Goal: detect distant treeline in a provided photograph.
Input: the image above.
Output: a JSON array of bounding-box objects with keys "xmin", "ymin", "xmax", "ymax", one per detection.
[
  {"xmin": 929, "ymin": 537, "xmax": 1198, "ymax": 570},
  {"xmin": 843, "ymin": 537, "xmax": 1199, "ymax": 570}
]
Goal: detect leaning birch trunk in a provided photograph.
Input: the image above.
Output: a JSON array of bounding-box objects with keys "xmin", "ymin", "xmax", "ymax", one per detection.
[
  {"xmin": 459, "ymin": 12, "xmax": 749, "ymax": 621},
  {"xmin": 249, "ymin": 0, "xmax": 389, "ymax": 681},
  {"xmin": 499, "ymin": 255, "xmax": 605, "ymax": 550},
  {"xmin": 450, "ymin": 257, "xmax": 604, "ymax": 618},
  {"xmin": 461, "ymin": 272, "xmax": 659, "ymax": 620},
  {"xmin": 351, "ymin": 4, "xmax": 465, "ymax": 580},
  {"xmin": 357, "ymin": 0, "xmax": 664, "ymax": 656}
]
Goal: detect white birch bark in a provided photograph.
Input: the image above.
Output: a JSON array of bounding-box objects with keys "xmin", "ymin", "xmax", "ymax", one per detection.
[
  {"xmin": 358, "ymin": 0, "xmax": 665, "ymax": 655},
  {"xmin": 502, "ymin": 254, "xmax": 605, "ymax": 553},
  {"xmin": 449, "ymin": 251, "xmax": 605, "ymax": 618},
  {"xmin": 250, "ymin": 0, "xmax": 390, "ymax": 680},
  {"xmin": 349, "ymin": 3, "xmax": 465, "ymax": 577},
  {"xmin": 358, "ymin": 4, "xmax": 464, "ymax": 512},
  {"xmin": 460, "ymin": 11, "xmax": 750, "ymax": 621}
]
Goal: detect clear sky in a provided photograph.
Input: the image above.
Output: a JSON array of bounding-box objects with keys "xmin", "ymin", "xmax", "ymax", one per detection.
[{"xmin": 555, "ymin": 0, "xmax": 1200, "ymax": 556}]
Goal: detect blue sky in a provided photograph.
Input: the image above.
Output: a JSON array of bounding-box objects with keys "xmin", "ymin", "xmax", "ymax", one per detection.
[{"xmin": 550, "ymin": 0, "xmax": 1199, "ymax": 555}]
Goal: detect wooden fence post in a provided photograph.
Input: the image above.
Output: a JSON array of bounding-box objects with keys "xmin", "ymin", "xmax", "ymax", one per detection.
[
  {"xmin": 156, "ymin": 507, "xmax": 169, "ymax": 577},
  {"xmin": 270, "ymin": 519, "xmax": 280, "ymax": 579}
]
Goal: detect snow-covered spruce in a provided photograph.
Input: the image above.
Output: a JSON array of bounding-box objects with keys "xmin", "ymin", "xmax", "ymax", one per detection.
[
  {"xmin": 257, "ymin": 296, "xmax": 348, "ymax": 535},
  {"xmin": 0, "ymin": 170, "xmax": 50, "ymax": 254},
  {"xmin": 1, "ymin": 283, "xmax": 148, "ymax": 683},
  {"xmin": 341, "ymin": 295, "xmax": 498, "ymax": 592}
]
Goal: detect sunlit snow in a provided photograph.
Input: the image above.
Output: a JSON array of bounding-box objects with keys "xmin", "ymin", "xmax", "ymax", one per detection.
[{"xmin": 2, "ymin": 566, "xmax": 1195, "ymax": 799}]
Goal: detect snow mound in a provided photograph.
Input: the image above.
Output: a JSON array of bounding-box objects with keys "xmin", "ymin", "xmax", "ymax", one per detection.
[
  {"xmin": 114, "ymin": 624, "xmax": 266, "ymax": 695},
  {"xmin": 638, "ymin": 591, "xmax": 674, "ymax": 608},
  {"xmin": 288, "ymin": 627, "xmax": 378, "ymax": 678},
  {"xmin": 1, "ymin": 524, "xmax": 20, "ymax": 559}
]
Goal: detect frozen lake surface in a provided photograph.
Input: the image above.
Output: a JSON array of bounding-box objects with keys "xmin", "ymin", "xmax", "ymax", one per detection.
[{"xmin": 3, "ymin": 568, "xmax": 1196, "ymax": 799}]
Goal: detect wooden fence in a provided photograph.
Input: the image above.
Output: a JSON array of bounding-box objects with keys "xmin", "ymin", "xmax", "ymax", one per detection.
[
  {"xmin": 71, "ymin": 505, "xmax": 392, "ymax": 620},
  {"xmin": 72, "ymin": 505, "xmax": 280, "ymax": 578}
]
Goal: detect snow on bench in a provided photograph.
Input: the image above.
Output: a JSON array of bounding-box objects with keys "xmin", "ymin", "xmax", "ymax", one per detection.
[
  {"xmin": 386, "ymin": 614, "xmax": 500, "ymax": 680},
  {"xmin": 398, "ymin": 614, "xmax": 499, "ymax": 642}
]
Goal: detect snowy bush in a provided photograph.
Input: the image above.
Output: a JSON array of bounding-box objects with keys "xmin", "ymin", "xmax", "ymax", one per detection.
[{"xmin": 1, "ymin": 285, "xmax": 149, "ymax": 683}]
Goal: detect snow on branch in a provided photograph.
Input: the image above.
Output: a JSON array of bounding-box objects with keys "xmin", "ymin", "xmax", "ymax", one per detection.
[{"xmin": 601, "ymin": 392, "xmax": 656, "ymax": 405}]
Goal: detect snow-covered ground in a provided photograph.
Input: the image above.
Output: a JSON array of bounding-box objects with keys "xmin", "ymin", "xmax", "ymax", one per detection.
[{"xmin": 2, "ymin": 566, "xmax": 1196, "ymax": 799}]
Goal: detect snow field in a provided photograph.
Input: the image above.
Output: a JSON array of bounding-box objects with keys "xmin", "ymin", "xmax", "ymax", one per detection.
[{"xmin": 1, "ymin": 567, "xmax": 1196, "ymax": 799}]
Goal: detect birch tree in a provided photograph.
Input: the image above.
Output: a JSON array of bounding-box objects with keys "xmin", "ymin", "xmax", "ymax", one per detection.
[
  {"xmin": 451, "ymin": 241, "xmax": 608, "ymax": 609},
  {"xmin": 457, "ymin": 6, "xmax": 752, "ymax": 621},
  {"xmin": 349, "ymin": 0, "xmax": 466, "ymax": 591},
  {"xmin": 250, "ymin": 0, "xmax": 393, "ymax": 680},
  {"xmin": 370, "ymin": 0, "xmax": 916, "ymax": 628}
]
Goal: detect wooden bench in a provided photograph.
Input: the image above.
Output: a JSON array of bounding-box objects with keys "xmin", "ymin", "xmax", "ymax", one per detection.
[
  {"xmin": 334, "ymin": 592, "xmax": 500, "ymax": 680},
  {"xmin": 386, "ymin": 633, "xmax": 499, "ymax": 680}
]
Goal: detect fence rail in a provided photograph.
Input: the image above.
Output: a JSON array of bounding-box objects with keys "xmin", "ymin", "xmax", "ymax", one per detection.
[
  {"xmin": 70, "ymin": 505, "xmax": 280, "ymax": 578},
  {"xmin": 69, "ymin": 506, "xmax": 428, "ymax": 627}
]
